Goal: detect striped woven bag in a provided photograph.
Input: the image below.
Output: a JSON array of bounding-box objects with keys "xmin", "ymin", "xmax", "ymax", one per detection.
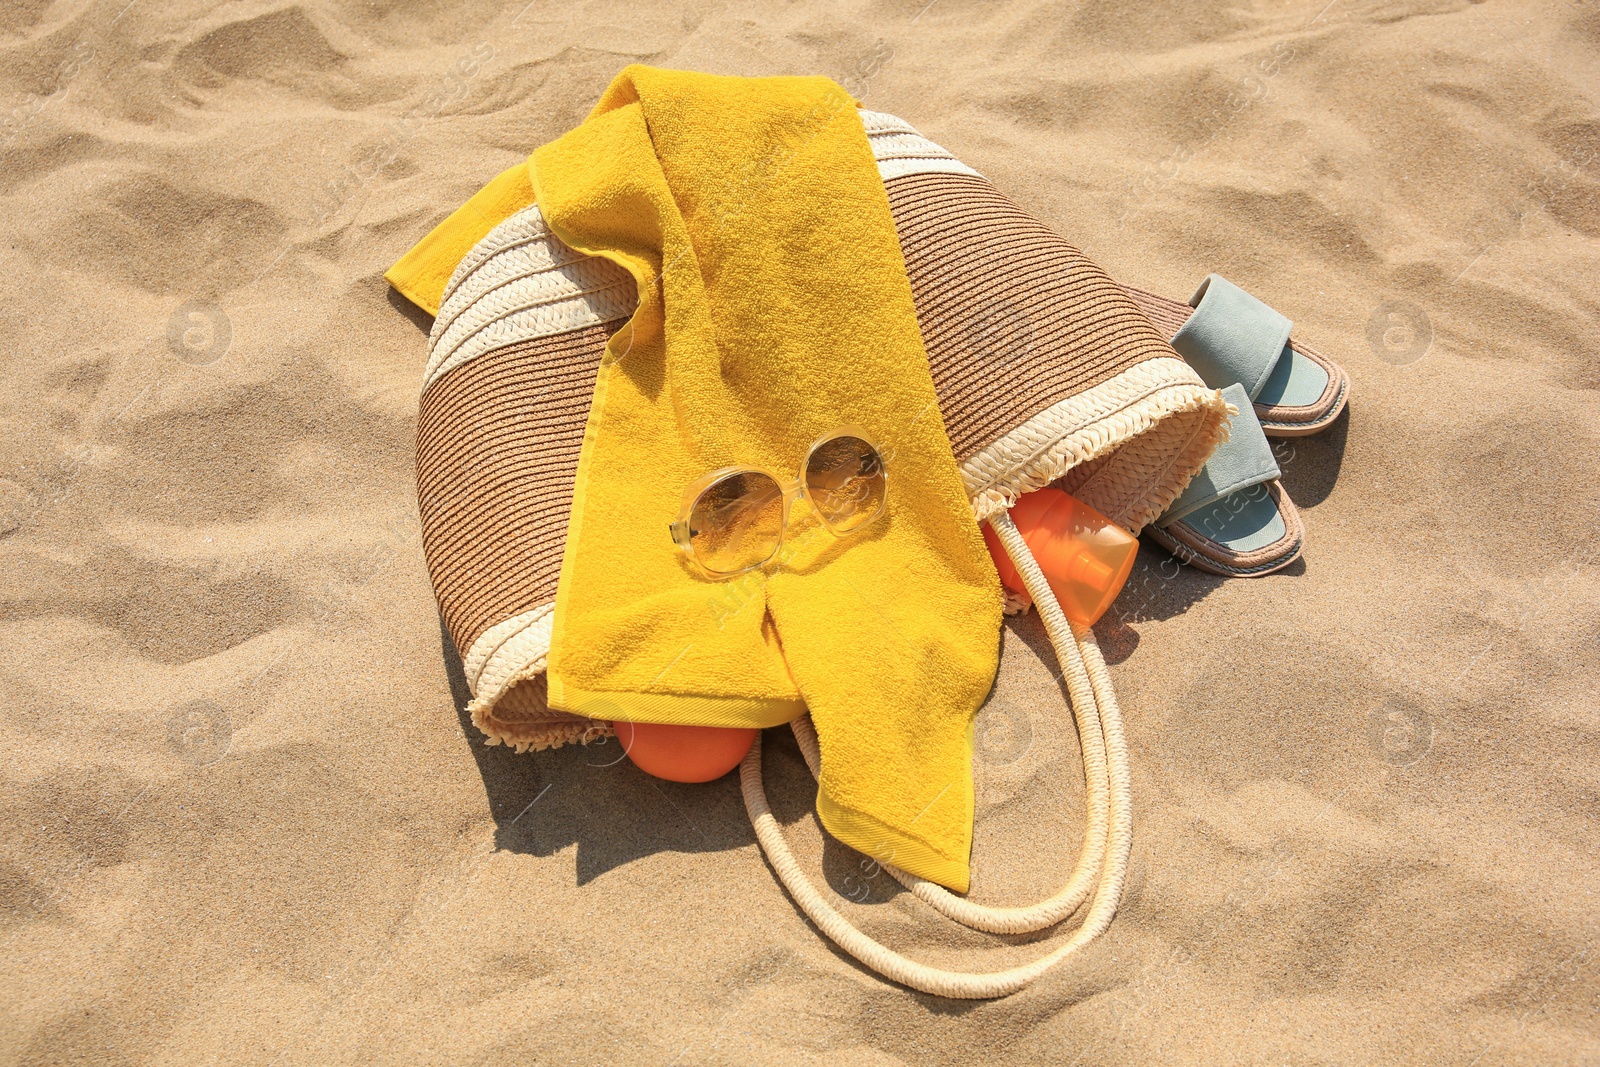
[{"xmin": 412, "ymin": 111, "xmax": 1230, "ymax": 996}]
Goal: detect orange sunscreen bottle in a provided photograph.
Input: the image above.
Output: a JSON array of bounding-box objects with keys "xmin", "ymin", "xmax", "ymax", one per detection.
[
  {"xmin": 980, "ymin": 488, "xmax": 1138, "ymax": 628},
  {"xmin": 612, "ymin": 720, "xmax": 758, "ymax": 783}
]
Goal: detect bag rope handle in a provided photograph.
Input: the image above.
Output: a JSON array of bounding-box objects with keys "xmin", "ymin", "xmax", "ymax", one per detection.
[{"xmin": 739, "ymin": 510, "xmax": 1133, "ymax": 998}]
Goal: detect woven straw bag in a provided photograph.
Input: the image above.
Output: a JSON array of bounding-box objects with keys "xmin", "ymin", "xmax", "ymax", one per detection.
[{"xmin": 413, "ymin": 111, "xmax": 1230, "ymax": 996}]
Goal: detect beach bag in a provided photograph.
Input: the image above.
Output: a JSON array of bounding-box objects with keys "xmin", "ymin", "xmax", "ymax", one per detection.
[{"xmin": 411, "ymin": 112, "xmax": 1229, "ymax": 996}]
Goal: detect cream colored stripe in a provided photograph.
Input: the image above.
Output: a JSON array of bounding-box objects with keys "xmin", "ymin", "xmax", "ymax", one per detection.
[
  {"xmin": 438, "ymin": 204, "xmax": 553, "ymax": 309},
  {"xmin": 437, "ymin": 230, "xmax": 605, "ymax": 338},
  {"xmin": 424, "ymin": 203, "xmax": 636, "ymax": 394},
  {"xmin": 877, "ymin": 155, "xmax": 984, "ymax": 181},
  {"xmin": 857, "ymin": 109, "xmax": 916, "ymax": 136},
  {"xmin": 462, "ymin": 603, "xmax": 554, "ymax": 699},
  {"xmin": 959, "ymin": 357, "xmax": 1230, "ymax": 530},
  {"xmin": 424, "ymin": 268, "xmax": 634, "ymax": 394},
  {"xmin": 436, "ymin": 254, "xmax": 632, "ymax": 348},
  {"xmin": 860, "ymin": 109, "xmax": 984, "ymax": 180}
]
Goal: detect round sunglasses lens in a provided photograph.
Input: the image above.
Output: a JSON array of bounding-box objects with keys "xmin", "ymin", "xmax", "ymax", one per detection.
[
  {"xmin": 688, "ymin": 471, "xmax": 785, "ymax": 574},
  {"xmin": 805, "ymin": 436, "xmax": 886, "ymax": 534}
]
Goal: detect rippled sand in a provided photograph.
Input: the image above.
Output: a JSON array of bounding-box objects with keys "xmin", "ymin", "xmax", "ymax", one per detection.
[{"xmin": 1, "ymin": 1, "xmax": 1597, "ymax": 1063}]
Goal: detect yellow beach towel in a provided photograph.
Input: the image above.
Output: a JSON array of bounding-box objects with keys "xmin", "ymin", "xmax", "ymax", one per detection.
[{"xmin": 515, "ymin": 68, "xmax": 1002, "ymax": 891}]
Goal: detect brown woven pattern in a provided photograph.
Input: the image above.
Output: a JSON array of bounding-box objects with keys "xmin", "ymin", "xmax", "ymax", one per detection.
[
  {"xmin": 416, "ymin": 323, "xmax": 612, "ymax": 656},
  {"xmin": 1056, "ymin": 409, "xmax": 1210, "ymax": 528},
  {"xmin": 1121, "ymin": 284, "xmax": 1193, "ymax": 338},
  {"xmin": 884, "ymin": 172, "xmax": 1177, "ymax": 462}
]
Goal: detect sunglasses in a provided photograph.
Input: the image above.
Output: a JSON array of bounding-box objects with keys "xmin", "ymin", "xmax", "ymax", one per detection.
[{"xmin": 669, "ymin": 428, "xmax": 888, "ymax": 578}]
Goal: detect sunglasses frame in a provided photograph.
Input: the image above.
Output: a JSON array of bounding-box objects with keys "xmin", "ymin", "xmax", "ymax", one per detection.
[{"xmin": 668, "ymin": 426, "xmax": 888, "ymax": 578}]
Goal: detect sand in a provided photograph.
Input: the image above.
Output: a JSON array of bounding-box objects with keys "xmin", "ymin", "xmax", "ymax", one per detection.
[{"xmin": 2, "ymin": 0, "xmax": 1598, "ymax": 1062}]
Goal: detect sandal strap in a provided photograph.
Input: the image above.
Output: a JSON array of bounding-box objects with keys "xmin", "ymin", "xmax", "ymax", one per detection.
[
  {"xmin": 1169, "ymin": 274, "xmax": 1293, "ymax": 401},
  {"xmin": 1156, "ymin": 384, "xmax": 1281, "ymax": 527}
]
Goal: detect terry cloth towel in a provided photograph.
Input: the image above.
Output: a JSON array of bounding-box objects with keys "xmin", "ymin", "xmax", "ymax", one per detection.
[
  {"xmin": 534, "ymin": 67, "xmax": 1004, "ymax": 892},
  {"xmin": 389, "ymin": 87, "xmax": 1232, "ymax": 894}
]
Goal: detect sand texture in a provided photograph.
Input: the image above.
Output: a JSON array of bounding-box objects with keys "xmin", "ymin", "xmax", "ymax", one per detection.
[{"xmin": 2, "ymin": 0, "xmax": 1598, "ymax": 1063}]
